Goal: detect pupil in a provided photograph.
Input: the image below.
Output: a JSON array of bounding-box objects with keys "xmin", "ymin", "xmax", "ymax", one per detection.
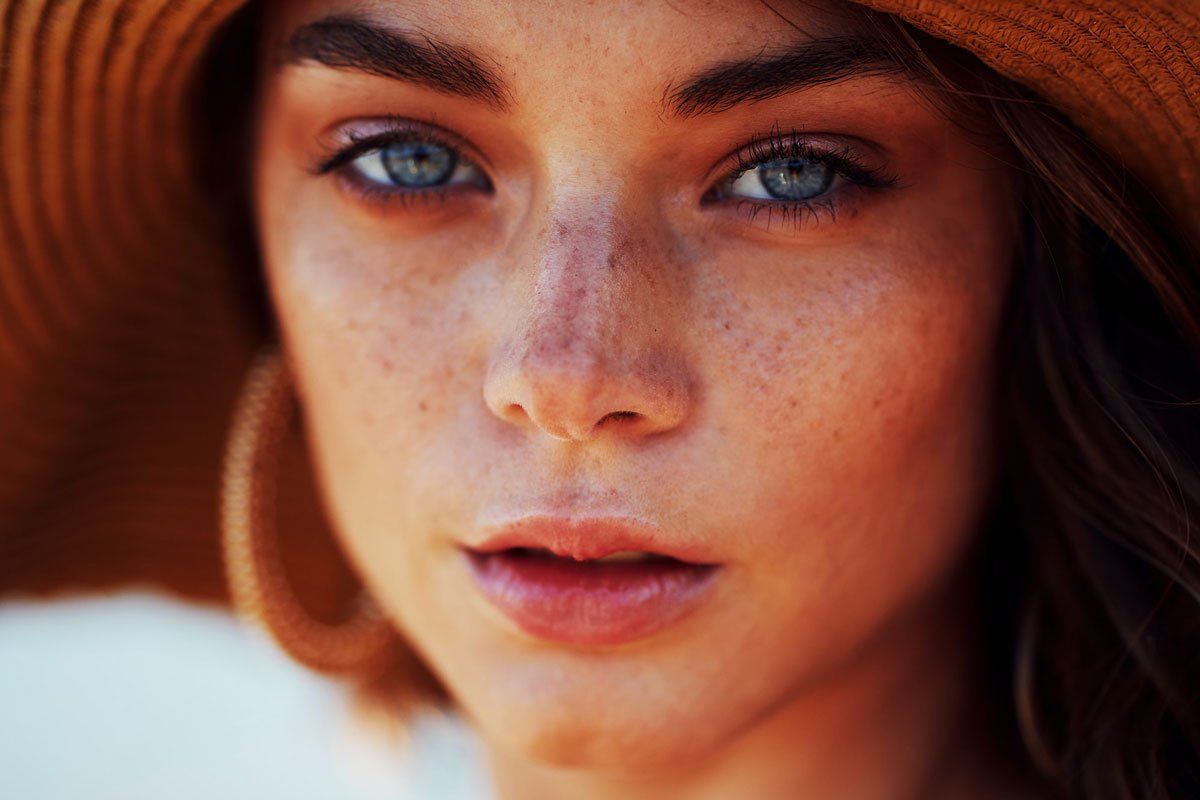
[
  {"xmin": 757, "ymin": 159, "xmax": 834, "ymax": 201},
  {"xmin": 381, "ymin": 141, "xmax": 456, "ymax": 188}
]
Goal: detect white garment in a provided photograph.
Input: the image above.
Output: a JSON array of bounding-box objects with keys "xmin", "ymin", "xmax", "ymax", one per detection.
[{"xmin": 0, "ymin": 591, "xmax": 493, "ymax": 800}]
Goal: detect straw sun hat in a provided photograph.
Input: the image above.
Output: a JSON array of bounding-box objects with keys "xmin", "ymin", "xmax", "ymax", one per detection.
[{"xmin": 1, "ymin": 1, "xmax": 1197, "ymax": 615}]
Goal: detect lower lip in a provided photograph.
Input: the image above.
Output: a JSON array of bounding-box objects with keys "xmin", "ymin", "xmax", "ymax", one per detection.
[{"xmin": 465, "ymin": 550, "xmax": 718, "ymax": 646}]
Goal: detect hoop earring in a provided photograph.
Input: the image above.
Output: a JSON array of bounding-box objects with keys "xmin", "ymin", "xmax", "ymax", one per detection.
[{"xmin": 220, "ymin": 346, "xmax": 395, "ymax": 675}]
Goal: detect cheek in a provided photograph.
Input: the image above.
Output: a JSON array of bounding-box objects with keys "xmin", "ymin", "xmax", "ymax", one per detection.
[
  {"xmin": 692, "ymin": 190, "xmax": 1013, "ymax": 664},
  {"xmin": 254, "ymin": 174, "xmax": 489, "ymax": 549}
]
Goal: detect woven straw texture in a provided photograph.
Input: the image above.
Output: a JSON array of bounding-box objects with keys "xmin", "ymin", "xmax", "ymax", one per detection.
[{"xmin": 1, "ymin": 0, "xmax": 1197, "ymax": 602}]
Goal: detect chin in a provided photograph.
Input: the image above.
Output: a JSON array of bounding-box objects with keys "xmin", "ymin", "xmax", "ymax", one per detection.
[
  {"xmin": 457, "ymin": 659, "xmax": 739, "ymax": 772},
  {"xmin": 492, "ymin": 704, "xmax": 724, "ymax": 771}
]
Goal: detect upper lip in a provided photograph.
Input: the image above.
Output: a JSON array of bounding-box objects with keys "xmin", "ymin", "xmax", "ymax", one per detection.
[{"xmin": 465, "ymin": 516, "xmax": 713, "ymax": 564}]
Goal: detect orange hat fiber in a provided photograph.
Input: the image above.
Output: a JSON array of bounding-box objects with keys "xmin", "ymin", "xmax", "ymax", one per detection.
[{"xmin": 1, "ymin": 0, "xmax": 1197, "ymax": 602}]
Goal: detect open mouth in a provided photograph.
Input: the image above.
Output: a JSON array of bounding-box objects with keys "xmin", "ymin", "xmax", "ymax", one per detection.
[
  {"xmin": 498, "ymin": 546, "xmax": 688, "ymax": 564},
  {"xmin": 464, "ymin": 546, "xmax": 718, "ymax": 646}
]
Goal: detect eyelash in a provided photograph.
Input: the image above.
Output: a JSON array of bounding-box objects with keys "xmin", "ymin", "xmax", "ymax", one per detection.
[
  {"xmin": 314, "ymin": 120, "xmax": 898, "ymax": 227},
  {"xmin": 707, "ymin": 133, "xmax": 899, "ymax": 230},
  {"xmin": 313, "ymin": 120, "xmax": 488, "ymax": 210}
]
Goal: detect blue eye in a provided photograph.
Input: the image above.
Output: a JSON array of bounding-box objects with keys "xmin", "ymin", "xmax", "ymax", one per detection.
[
  {"xmin": 381, "ymin": 141, "xmax": 454, "ymax": 187},
  {"xmin": 729, "ymin": 158, "xmax": 837, "ymax": 201},
  {"xmin": 349, "ymin": 138, "xmax": 485, "ymax": 190}
]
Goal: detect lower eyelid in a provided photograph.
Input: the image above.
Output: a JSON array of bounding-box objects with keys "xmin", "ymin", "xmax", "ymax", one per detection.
[
  {"xmin": 730, "ymin": 196, "xmax": 845, "ymax": 231},
  {"xmin": 332, "ymin": 167, "xmax": 492, "ymax": 214},
  {"xmin": 706, "ymin": 178, "xmax": 883, "ymax": 233},
  {"xmin": 345, "ymin": 152, "xmax": 488, "ymax": 192}
]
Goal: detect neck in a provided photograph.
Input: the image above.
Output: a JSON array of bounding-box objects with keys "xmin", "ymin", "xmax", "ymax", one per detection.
[{"xmin": 481, "ymin": 571, "xmax": 1015, "ymax": 800}]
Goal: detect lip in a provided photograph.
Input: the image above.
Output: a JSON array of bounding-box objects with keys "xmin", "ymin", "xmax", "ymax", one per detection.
[
  {"xmin": 466, "ymin": 515, "xmax": 714, "ymax": 564},
  {"xmin": 462, "ymin": 516, "xmax": 720, "ymax": 646}
]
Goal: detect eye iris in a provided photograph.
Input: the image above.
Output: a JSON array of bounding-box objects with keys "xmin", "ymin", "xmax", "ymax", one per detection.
[
  {"xmin": 757, "ymin": 158, "xmax": 834, "ymax": 200},
  {"xmin": 380, "ymin": 141, "xmax": 456, "ymax": 188}
]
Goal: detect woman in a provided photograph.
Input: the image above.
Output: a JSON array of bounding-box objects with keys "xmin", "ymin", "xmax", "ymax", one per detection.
[{"xmin": 1, "ymin": 0, "xmax": 1197, "ymax": 798}]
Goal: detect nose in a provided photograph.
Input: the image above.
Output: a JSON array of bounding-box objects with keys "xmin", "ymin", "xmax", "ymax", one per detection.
[{"xmin": 483, "ymin": 216, "xmax": 693, "ymax": 443}]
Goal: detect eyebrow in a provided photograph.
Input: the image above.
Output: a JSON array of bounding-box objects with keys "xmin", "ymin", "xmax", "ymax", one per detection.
[
  {"xmin": 282, "ymin": 20, "xmax": 903, "ymax": 119},
  {"xmin": 281, "ymin": 17, "xmax": 510, "ymax": 109},
  {"xmin": 665, "ymin": 36, "xmax": 908, "ymax": 118}
]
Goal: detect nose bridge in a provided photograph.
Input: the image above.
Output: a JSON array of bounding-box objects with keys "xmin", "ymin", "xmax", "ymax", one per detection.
[
  {"xmin": 483, "ymin": 196, "xmax": 691, "ymax": 442},
  {"xmin": 526, "ymin": 208, "xmax": 629, "ymax": 368}
]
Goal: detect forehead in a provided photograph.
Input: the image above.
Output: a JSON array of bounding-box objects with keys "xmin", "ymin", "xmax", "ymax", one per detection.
[{"xmin": 266, "ymin": 0, "xmax": 869, "ymax": 106}]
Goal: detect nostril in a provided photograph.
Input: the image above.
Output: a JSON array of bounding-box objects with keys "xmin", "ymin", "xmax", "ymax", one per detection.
[
  {"xmin": 483, "ymin": 346, "xmax": 692, "ymax": 440},
  {"xmin": 598, "ymin": 410, "xmax": 639, "ymax": 427},
  {"xmin": 501, "ymin": 402, "xmax": 531, "ymax": 427}
]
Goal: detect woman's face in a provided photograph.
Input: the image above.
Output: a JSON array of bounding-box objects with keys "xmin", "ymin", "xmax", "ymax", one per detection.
[{"xmin": 255, "ymin": 0, "xmax": 1017, "ymax": 770}]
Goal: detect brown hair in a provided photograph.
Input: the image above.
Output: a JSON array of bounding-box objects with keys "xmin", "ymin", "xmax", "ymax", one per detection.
[
  {"xmin": 844, "ymin": 10, "xmax": 1200, "ymax": 798},
  {"xmin": 195, "ymin": 4, "xmax": 1200, "ymax": 796},
  {"xmin": 998, "ymin": 87, "xmax": 1200, "ymax": 800}
]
